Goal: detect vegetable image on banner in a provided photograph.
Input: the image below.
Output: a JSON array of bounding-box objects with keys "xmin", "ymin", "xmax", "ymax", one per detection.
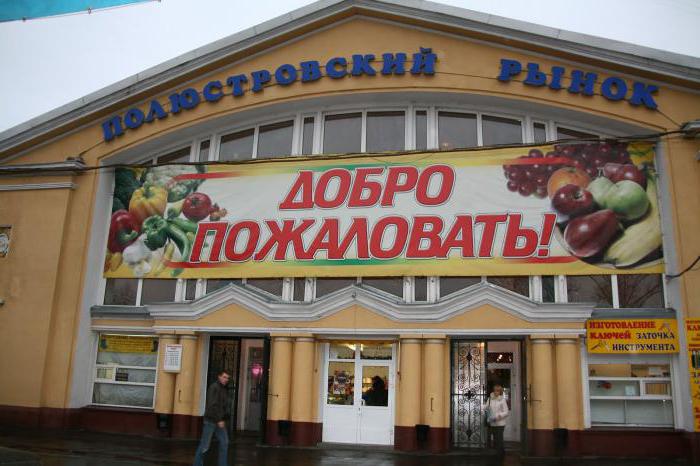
[{"xmin": 103, "ymin": 141, "xmax": 663, "ymax": 279}]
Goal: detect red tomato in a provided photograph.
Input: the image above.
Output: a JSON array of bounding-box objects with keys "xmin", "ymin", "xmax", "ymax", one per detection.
[{"xmin": 182, "ymin": 192, "xmax": 213, "ymax": 221}]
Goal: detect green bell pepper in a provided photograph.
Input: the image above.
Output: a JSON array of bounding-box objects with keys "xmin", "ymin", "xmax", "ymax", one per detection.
[{"xmin": 142, "ymin": 215, "xmax": 170, "ymax": 250}]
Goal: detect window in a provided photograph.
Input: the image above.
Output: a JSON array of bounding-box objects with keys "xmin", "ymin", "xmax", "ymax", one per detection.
[
  {"xmin": 438, "ymin": 111, "xmax": 477, "ymax": 150},
  {"xmin": 362, "ymin": 277, "xmax": 404, "ymax": 299},
  {"xmin": 557, "ymin": 126, "xmax": 597, "ymax": 140},
  {"xmin": 327, "ymin": 361, "xmax": 355, "ymax": 405},
  {"xmin": 481, "ymin": 115, "xmax": 522, "ymax": 146},
  {"xmin": 415, "ymin": 110, "xmax": 427, "ymax": 151},
  {"xmin": 414, "ymin": 277, "xmax": 428, "ymax": 302},
  {"xmin": 533, "ymin": 122, "xmax": 548, "ymax": 143},
  {"xmin": 567, "ymin": 275, "xmax": 612, "ymax": 307},
  {"xmin": 197, "ymin": 140, "xmax": 210, "ymax": 162},
  {"xmin": 104, "ymin": 279, "xmax": 138, "ymax": 305},
  {"xmin": 323, "ymin": 113, "xmax": 361, "ymax": 154},
  {"xmin": 366, "ymin": 111, "xmax": 405, "ymax": 152},
  {"xmin": 93, "ymin": 334, "xmax": 158, "ymax": 408},
  {"xmin": 302, "ymin": 117, "xmax": 315, "ymax": 155},
  {"xmin": 588, "ymin": 359, "xmax": 673, "ymax": 427},
  {"xmin": 488, "ymin": 276, "xmax": 529, "ymax": 298},
  {"xmin": 140, "ymin": 279, "xmax": 176, "ymax": 305},
  {"xmin": 316, "ymin": 278, "xmax": 356, "ymax": 298},
  {"xmin": 219, "ymin": 128, "xmax": 254, "ymax": 161},
  {"xmin": 246, "ymin": 278, "xmax": 284, "ymax": 297},
  {"xmin": 361, "ymin": 343, "xmax": 392, "ymax": 360},
  {"xmin": 617, "ymin": 274, "xmax": 664, "ymax": 308},
  {"xmin": 206, "ymin": 279, "xmax": 239, "ymax": 294},
  {"xmin": 293, "ymin": 278, "xmax": 306, "ymax": 302},
  {"xmin": 439, "ymin": 277, "xmax": 481, "ymax": 298},
  {"xmin": 256, "ymin": 120, "xmax": 294, "ymax": 159},
  {"xmin": 541, "ymin": 276, "xmax": 556, "ymax": 303},
  {"xmin": 184, "ymin": 279, "xmax": 197, "ymax": 301},
  {"xmin": 156, "ymin": 146, "xmax": 190, "ymax": 164}
]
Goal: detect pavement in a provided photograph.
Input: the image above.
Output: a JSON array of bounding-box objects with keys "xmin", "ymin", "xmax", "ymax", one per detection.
[{"xmin": 0, "ymin": 427, "xmax": 693, "ymax": 466}]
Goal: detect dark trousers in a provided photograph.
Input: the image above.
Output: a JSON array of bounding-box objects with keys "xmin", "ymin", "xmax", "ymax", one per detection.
[{"xmin": 487, "ymin": 425, "xmax": 505, "ymax": 452}]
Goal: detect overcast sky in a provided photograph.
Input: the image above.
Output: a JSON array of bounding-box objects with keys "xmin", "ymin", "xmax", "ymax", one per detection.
[{"xmin": 0, "ymin": 0, "xmax": 698, "ymax": 133}]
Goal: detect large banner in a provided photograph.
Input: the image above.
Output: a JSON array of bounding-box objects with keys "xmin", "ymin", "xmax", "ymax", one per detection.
[{"xmin": 104, "ymin": 141, "xmax": 663, "ymax": 279}]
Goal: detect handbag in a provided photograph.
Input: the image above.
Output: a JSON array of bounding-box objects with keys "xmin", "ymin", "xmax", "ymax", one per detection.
[{"xmin": 483, "ymin": 398, "xmax": 491, "ymax": 426}]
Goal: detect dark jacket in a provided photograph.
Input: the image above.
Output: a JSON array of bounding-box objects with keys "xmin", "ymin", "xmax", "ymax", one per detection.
[{"xmin": 204, "ymin": 381, "xmax": 229, "ymax": 423}]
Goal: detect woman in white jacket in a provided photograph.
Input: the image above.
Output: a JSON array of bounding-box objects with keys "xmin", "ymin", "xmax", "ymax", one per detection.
[{"xmin": 485, "ymin": 384, "xmax": 510, "ymax": 454}]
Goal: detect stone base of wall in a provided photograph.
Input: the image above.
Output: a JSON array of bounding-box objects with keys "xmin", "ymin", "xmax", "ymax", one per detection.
[
  {"xmin": 0, "ymin": 404, "xmax": 198, "ymax": 438},
  {"xmin": 528, "ymin": 428, "xmax": 690, "ymax": 459},
  {"xmin": 264, "ymin": 419, "xmax": 322, "ymax": 446}
]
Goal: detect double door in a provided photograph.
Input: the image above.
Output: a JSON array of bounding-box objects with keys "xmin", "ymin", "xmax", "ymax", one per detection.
[{"xmin": 322, "ymin": 342, "xmax": 395, "ymax": 445}]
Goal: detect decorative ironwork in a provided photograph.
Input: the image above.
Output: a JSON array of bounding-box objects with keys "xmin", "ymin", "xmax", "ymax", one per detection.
[
  {"xmin": 451, "ymin": 341, "xmax": 486, "ymax": 447},
  {"xmin": 207, "ymin": 338, "xmax": 240, "ymax": 433}
]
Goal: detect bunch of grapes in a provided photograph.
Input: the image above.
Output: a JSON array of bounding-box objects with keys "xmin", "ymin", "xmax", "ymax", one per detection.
[{"xmin": 502, "ymin": 142, "xmax": 630, "ymax": 198}]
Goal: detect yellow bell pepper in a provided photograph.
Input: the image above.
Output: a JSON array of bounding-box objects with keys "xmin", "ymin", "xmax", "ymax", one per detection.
[{"xmin": 128, "ymin": 183, "xmax": 168, "ymax": 225}]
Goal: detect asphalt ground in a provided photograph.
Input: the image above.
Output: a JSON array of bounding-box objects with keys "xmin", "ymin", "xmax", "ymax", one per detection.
[{"xmin": 0, "ymin": 428, "xmax": 692, "ymax": 466}]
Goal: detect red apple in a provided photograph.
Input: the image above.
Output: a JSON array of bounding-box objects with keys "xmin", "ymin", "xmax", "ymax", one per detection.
[
  {"xmin": 602, "ymin": 162, "xmax": 623, "ymax": 179},
  {"xmin": 603, "ymin": 163, "xmax": 646, "ymax": 188},
  {"xmin": 551, "ymin": 184, "xmax": 595, "ymax": 217}
]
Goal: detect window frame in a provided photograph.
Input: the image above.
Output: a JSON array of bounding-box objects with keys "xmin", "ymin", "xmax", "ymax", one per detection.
[
  {"xmin": 90, "ymin": 333, "xmax": 159, "ymax": 410},
  {"xmin": 584, "ymin": 354, "xmax": 675, "ymax": 428}
]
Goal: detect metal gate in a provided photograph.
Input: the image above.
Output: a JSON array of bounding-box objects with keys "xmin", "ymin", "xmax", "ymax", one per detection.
[
  {"xmin": 207, "ymin": 337, "xmax": 241, "ymax": 436},
  {"xmin": 451, "ymin": 340, "xmax": 487, "ymax": 448}
]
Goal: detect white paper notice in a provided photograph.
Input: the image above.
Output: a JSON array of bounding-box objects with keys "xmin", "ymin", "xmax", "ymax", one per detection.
[{"xmin": 164, "ymin": 344, "xmax": 182, "ymax": 372}]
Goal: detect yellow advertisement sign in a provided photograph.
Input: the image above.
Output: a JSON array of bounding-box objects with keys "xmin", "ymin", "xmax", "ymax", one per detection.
[
  {"xmin": 685, "ymin": 319, "xmax": 700, "ymax": 431},
  {"xmin": 586, "ymin": 318, "xmax": 678, "ymax": 354},
  {"xmin": 98, "ymin": 334, "xmax": 158, "ymax": 354}
]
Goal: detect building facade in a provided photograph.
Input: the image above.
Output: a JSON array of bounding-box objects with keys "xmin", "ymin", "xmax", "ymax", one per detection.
[{"xmin": 1, "ymin": 0, "xmax": 699, "ymax": 459}]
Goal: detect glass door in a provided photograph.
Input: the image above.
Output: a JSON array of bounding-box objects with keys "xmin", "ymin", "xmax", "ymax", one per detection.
[
  {"xmin": 323, "ymin": 342, "xmax": 358, "ymax": 443},
  {"xmin": 237, "ymin": 340, "xmax": 265, "ymax": 432},
  {"xmin": 486, "ymin": 341, "xmax": 521, "ymax": 442},
  {"xmin": 358, "ymin": 343, "xmax": 393, "ymax": 445},
  {"xmin": 322, "ymin": 342, "xmax": 394, "ymax": 445}
]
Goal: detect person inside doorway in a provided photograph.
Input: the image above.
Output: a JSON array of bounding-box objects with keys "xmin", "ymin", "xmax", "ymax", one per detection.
[
  {"xmin": 362, "ymin": 375, "xmax": 388, "ymax": 406},
  {"xmin": 485, "ymin": 384, "xmax": 509, "ymax": 456},
  {"xmin": 193, "ymin": 370, "xmax": 231, "ymax": 466}
]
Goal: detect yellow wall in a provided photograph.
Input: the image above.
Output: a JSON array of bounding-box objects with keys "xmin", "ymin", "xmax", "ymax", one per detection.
[{"xmin": 0, "ymin": 13, "xmax": 698, "ymax": 415}]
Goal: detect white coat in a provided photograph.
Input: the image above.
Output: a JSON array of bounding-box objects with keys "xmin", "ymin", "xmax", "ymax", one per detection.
[{"xmin": 485, "ymin": 393, "xmax": 510, "ymax": 427}]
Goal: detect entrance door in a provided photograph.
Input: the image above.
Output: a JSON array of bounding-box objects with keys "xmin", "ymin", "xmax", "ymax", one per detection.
[
  {"xmin": 207, "ymin": 337, "xmax": 240, "ymax": 436},
  {"xmin": 451, "ymin": 341, "xmax": 487, "ymax": 448},
  {"xmin": 237, "ymin": 340, "xmax": 265, "ymax": 432},
  {"xmin": 451, "ymin": 340, "xmax": 523, "ymax": 448},
  {"xmin": 486, "ymin": 341, "xmax": 521, "ymax": 442},
  {"xmin": 322, "ymin": 342, "xmax": 394, "ymax": 445}
]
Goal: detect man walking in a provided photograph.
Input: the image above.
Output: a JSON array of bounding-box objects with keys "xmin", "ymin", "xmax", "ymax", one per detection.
[{"xmin": 193, "ymin": 370, "xmax": 231, "ymax": 466}]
